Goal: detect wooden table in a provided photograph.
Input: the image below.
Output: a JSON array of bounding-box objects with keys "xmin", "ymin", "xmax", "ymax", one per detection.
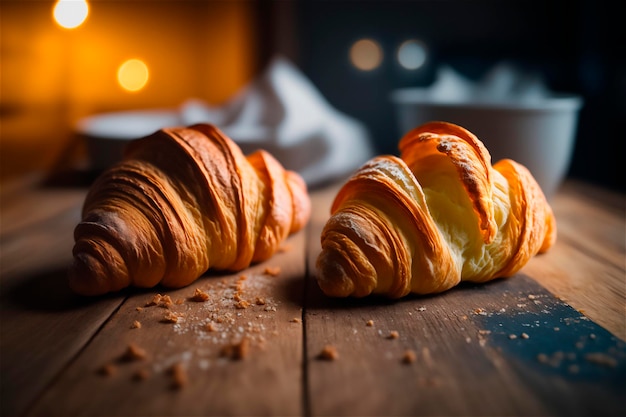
[{"xmin": 1, "ymin": 172, "xmax": 625, "ymax": 416}]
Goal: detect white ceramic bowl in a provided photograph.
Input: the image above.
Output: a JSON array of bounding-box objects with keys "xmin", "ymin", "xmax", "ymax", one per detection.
[
  {"xmin": 75, "ymin": 110, "xmax": 180, "ymax": 171},
  {"xmin": 391, "ymin": 89, "xmax": 583, "ymax": 198}
]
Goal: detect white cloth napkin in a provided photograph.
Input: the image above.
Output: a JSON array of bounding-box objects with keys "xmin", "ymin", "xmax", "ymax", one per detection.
[{"xmin": 180, "ymin": 56, "xmax": 375, "ymax": 186}]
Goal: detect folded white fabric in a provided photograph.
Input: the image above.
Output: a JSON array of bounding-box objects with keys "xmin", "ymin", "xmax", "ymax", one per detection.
[{"xmin": 180, "ymin": 56, "xmax": 375, "ymax": 186}]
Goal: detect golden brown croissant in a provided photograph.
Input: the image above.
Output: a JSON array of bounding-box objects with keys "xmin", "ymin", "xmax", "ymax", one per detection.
[
  {"xmin": 69, "ymin": 124, "xmax": 311, "ymax": 296},
  {"xmin": 316, "ymin": 121, "xmax": 556, "ymax": 298}
]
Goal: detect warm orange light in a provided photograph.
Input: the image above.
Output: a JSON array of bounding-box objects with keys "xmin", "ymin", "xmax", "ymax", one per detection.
[
  {"xmin": 53, "ymin": 0, "xmax": 89, "ymax": 29},
  {"xmin": 349, "ymin": 38, "xmax": 383, "ymax": 71},
  {"xmin": 117, "ymin": 59, "xmax": 149, "ymax": 92}
]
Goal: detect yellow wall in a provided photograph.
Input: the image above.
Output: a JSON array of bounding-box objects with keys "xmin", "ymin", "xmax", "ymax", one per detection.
[{"xmin": 1, "ymin": 0, "xmax": 260, "ymax": 181}]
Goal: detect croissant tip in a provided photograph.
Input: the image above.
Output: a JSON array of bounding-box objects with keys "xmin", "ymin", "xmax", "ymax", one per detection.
[{"xmin": 68, "ymin": 253, "xmax": 114, "ymax": 296}]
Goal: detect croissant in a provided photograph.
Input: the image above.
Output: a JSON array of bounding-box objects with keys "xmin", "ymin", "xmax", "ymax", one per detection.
[
  {"xmin": 316, "ymin": 121, "xmax": 556, "ymax": 298},
  {"xmin": 69, "ymin": 124, "xmax": 311, "ymax": 296}
]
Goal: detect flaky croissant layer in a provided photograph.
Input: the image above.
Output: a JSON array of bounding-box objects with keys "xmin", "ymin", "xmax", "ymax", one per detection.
[
  {"xmin": 69, "ymin": 124, "xmax": 311, "ymax": 296},
  {"xmin": 316, "ymin": 121, "xmax": 556, "ymax": 298}
]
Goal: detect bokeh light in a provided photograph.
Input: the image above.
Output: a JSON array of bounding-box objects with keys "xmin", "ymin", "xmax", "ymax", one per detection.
[
  {"xmin": 117, "ymin": 59, "xmax": 150, "ymax": 92},
  {"xmin": 53, "ymin": 0, "xmax": 89, "ymax": 29},
  {"xmin": 349, "ymin": 38, "xmax": 383, "ymax": 71},
  {"xmin": 397, "ymin": 39, "xmax": 427, "ymax": 70}
]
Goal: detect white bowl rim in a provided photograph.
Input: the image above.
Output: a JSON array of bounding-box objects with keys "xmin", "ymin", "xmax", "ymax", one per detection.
[
  {"xmin": 390, "ymin": 88, "xmax": 583, "ymax": 112},
  {"xmin": 75, "ymin": 109, "xmax": 181, "ymax": 140}
]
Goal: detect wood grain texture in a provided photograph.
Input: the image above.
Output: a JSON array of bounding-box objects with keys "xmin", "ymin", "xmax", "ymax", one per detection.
[
  {"xmin": 0, "ymin": 180, "xmax": 125, "ymax": 417},
  {"xmin": 27, "ymin": 232, "xmax": 306, "ymax": 417},
  {"xmin": 1, "ymin": 175, "xmax": 624, "ymax": 417}
]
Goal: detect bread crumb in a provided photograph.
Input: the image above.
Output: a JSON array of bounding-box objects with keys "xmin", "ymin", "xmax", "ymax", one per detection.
[
  {"xmin": 318, "ymin": 345, "xmax": 338, "ymax": 361},
  {"xmin": 387, "ymin": 331, "xmax": 399, "ymax": 340},
  {"xmin": 473, "ymin": 308, "xmax": 487, "ymax": 315},
  {"xmin": 221, "ymin": 338, "xmax": 250, "ymax": 360},
  {"xmin": 161, "ymin": 311, "xmax": 182, "ymax": 324},
  {"xmin": 401, "ymin": 349, "xmax": 417, "ymax": 364},
  {"xmin": 190, "ymin": 288, "xmax": 209, "ymax": 302},
  {"xmin": 205, "ymin": 322, "xmax": 218, "ymax": 332},
  {"xmin": 255, "ymin": 297, "xmax": 266, "ymax": 305},
  {"xmin": 290, "ymin": 317, "xmax": 302, "ymax": 323},
  {"xmin": 508, "ymin": 334, "xmax": 517, "ymax": 340},
  {"xmin": 521, "ymin": 333, "xmax": 530, "ymax": 339},
  {"xmin": 159, "ymin": 295, "xmax": 174, "ymax": 308},
  {"xmin": 97, "ymin": 363, "xmax": 117, "ymax": 376},
  {"xmin": 146, "ymin": 293, "xmax": 174, "ymax": 308},
  {"xmin": 131, "ymin": 320, "xmax": 141, "ymax": 329},
  {"xmin": 145, "ymin": 294, "xmax": 163, "ymax": 306},
  {"xmin": 239, "ymin": 274, "xmax": 248, "ymax": 281},
  {"xmin": 264, "ymin": 266, "xmax": 281, "ymax": 276},
  {"xmin": 135, "ymin": 307, "xmax": 144, "ymax": 312},
  {"xmin": 175, "ymin": 298, "xmax": 185, "ymax": 305},
  {"xmin": 169, "ymin": 363, "xmax": 188, "ymax": 389},
  {"xmin": 120, "ymin": 343, "xmax": 147, "ymax": 362},
  {"xmin": 366, "ymin": 320, "xmax": 374, "ymax": 327},
  {"xmin": 132, "ymin": 368, "xmax": 150, "ymax": 381},
  {"xmin": 235, "ymin": 300, "xmax": 251, "ymax": 309},
  {"xmin": 585, "ymin": 352, "xmax": 618, "ymax": 368}
]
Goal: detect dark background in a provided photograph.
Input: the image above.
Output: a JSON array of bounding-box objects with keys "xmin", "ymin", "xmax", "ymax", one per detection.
[{"xmin": 258, "ymin": 0, "xmax": 625, "ymax": 193}]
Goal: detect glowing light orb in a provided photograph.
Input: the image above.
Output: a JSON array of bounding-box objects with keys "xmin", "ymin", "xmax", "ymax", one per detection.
[
  {"xmin": 117, "ymin": 59, "xmax": 149, "ymax": 92},
  {"xmin": 53, "ymin": 0, "xmax": 89, "ymax": 29},
  {"xmin": 397, "ymin": 39, "xmax": 428, "ymax": 70},
  {"xmin": 349, "ymin": 39, "xmax": 383, "ymax": 71}
]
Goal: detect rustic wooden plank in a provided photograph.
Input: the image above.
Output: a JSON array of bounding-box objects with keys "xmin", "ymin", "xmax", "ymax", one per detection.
[
  {"xmin": 304, "ymin": 182, "xmax": 626, "ymax": 416},
  {"xmin": 524, "ymin": 182, "xmax": 626, "ymax": 341},
  {"xmin": 27, "ymin": 230, "xmax": 307, "ymax": 417},
  {"xmin": 304, "ymin": 274, "xmax": 626, "ymax": 416},
  {"xmin": 0, "ymin": 184, "xmax": 125, "ymax": 417}
]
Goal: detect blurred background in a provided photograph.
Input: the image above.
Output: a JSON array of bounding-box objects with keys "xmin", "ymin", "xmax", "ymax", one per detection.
[{"xmin": 1, "ymin": 0, "xmax": 624, "ymax": 192}]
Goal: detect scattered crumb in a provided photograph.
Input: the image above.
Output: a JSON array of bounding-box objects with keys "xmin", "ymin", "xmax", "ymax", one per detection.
[
  {"xmin": 417, "ymin": 306, "xmax": 426, "ymax": 312},
  {"xmin": 508, "ymin": 334, "xmax": 518, "ymax": 340},
  {"xmin": 146, "ymin": 294, "xmax": 174, "ymax": 308},
  {"xmin": 255, "ymin": 297, "xmax": 266, "ymax": 305},
  {"xmin": 159, "ymin": 295, "xmax": 174, "ymax": 308},
  {"xmin": 169, "ymin": 363, "xmax": 188, "ymax": 389},
  {"xmin": 387, "ymin": 331, "xmax": 400, "ymax": 340},
  {"xmin": 190, "ymin": 288, "xmax": 209, "ymax": 302},
  {"xmin": 132, "ymin": 368, "xmax": 151, "ymax": 381},
  {"xmin": 221, "ymin": 338, "xmax": 251, "ymax": 360},
  {"xmin": 318, "ymin": 345, "xmax": 338, "ymax": 361},
  {"xmin": 97, "ymin": 363, "xmax": 117, "ymax": 377},
  {"xmin": 589, "ymin": 333, "xmax": 597, "ymax": 340},
  {"xmin": 135, "ymin": 307, "xmax": 144, "ymax": 312},
  {"xmin": 290, "ymin": 317, "xmax": 302, "ymax": 323},
  {"xmin": 175, "ymin": 298, "xmax": 185, "ymax": 305},
  {"xmin": 205, "ymin": 322, "xmax": 218, "ymax": 332},
  {"xmin": 131, "ymin": 320, "xmax": 142, "ymax": 329},
  {"xmin": 585, "ymin": 352, "xmax": 618, "ymax": 368},
  {"xmin": 145, "ymin": 294, "xmax": 163, "ymax": 306},
  {"xmin": 521, "ymin": 333, "xmax": 530, "ymax": 339},
  {"xmin": 401, "ymin": 349, "xmax": 417, "ymax": 364},
  {"xmin": 554, "ymin": 327, "xmax": 560, "ymax": 332},
  {"xmin": 161, "ymin": 311, "xmax": 182, "ymax": 324},
  {"xmin": 263, "ymin": 266, "xmax": 281, "ymax": 276},
  {"xmin": 473, "ymin": 308, "xmax": 487, "ymax": 316},
  {"xmin": 235, "ymin": 300, "xmax": 251, "ymax": 309},
  {"xmin": 528, "ymin": 294, "xmax": 537, "ymax": 300},
  {"xmin": 120, "ymin": 343, "xmax": 147, "ymax": 362},
  {"xmin": 366, "ymin": 320, "xmax": 374, "ymax": 327}
]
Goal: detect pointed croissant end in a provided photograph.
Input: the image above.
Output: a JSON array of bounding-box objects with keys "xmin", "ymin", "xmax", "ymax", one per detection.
[{"xmin": 69, "ymin": 233, "xmax": 130, "ymax": 296}]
